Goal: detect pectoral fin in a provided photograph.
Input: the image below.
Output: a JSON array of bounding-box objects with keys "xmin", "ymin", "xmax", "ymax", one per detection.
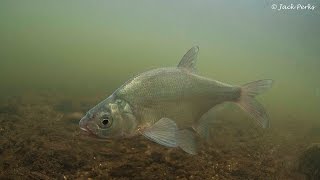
[
  {"xmin": 142, "ymin": 118, "xmax": 178, "ymax": 147},
  {"xmin": 142, "ymin": 118, "xmax": 198, "ymax": 155}
]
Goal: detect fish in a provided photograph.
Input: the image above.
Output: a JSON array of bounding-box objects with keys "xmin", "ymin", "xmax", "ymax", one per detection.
[{"xmin": 79, "ymin": 46, "xmax": 273, "ymax": 154}]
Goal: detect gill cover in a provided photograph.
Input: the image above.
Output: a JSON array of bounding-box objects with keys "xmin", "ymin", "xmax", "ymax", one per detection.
[{"xmin": 108, "ymin": 99, "xmax": 137, "ymax": 137}]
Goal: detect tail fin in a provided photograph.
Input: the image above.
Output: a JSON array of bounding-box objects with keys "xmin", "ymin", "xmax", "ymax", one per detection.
[{"xmin": 236, "ymin": 79, "xmax": 273, "ymax": 128}]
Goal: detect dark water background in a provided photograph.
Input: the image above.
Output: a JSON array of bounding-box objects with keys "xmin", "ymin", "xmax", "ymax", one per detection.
[{"xmin": 0, "ymin": 0, "xmax": 320, "ymax": 179}]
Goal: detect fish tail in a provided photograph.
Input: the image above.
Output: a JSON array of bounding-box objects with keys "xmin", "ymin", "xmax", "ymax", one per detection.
[{"xmin": 236, "ymin": 79, "xmax": 273, "ymax": 128}]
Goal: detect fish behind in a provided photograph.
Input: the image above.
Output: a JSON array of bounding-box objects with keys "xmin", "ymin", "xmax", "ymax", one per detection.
[{"xmin": 79, "ymin": 46, "xmax": 273, "ymax": 154}]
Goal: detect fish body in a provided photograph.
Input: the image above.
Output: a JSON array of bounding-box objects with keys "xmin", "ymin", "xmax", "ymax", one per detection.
[
  {"xmin": 79, "ymin": 46, "xmax": 273, "ymax": 154},
  {"xmin": 115, "ymin": 67, "xmax": 239, "ymax": 129}
]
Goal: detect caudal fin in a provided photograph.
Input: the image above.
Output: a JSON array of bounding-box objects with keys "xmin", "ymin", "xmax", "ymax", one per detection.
[{"xmin": 236, "ymin": 79, "xmax": 273, "ymax": 128}]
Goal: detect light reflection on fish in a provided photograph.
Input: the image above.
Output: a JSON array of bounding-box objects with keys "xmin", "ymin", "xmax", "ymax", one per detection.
[{"xmin": 79, "ymin": 46, "xmax": 273, "ymax": 154}]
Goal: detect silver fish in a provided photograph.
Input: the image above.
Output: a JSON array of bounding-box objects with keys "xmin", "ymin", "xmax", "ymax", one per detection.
[{"xmin": 79, "ymin": 46, "xmax": 273, "ymax": 154}]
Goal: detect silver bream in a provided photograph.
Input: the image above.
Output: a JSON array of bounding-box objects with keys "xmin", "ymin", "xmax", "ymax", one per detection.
[{"xmin": 79, "ymin": 46, "xmax": 273, "ymax": 154}]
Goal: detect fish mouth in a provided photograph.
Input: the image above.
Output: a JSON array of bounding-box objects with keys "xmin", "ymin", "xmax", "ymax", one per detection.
[
  {"xmin": 79, "ymin": 123, "xmax": 96, "ymax": 137},
  {"xmin": 80, "ymin": 125, "xmax": 89, "ymax": 132},
  {"xmin": 79, "ymin": 116, "xmax": 90, "ymax": 133},
  {"xmin": 78, "ymin": 116, "xmax": 100, "ymax": 138},
  {"xmin": 80, "ymin": 126, "xmax": 90, "ymax": 133},
  {"xmin": 79, "ymin": 124, "xmax": 112, "ymax": 141}
]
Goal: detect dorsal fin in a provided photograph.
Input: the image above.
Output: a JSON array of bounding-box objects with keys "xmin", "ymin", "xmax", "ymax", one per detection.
[{"xmin": 177, "ymin": 46, "xmax": 199, "ymax": 73}]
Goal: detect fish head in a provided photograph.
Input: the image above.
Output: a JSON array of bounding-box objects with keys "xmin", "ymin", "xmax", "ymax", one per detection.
[{"xmin": 79, "ymin": 96, "xmax": 137, "ymax": 139}]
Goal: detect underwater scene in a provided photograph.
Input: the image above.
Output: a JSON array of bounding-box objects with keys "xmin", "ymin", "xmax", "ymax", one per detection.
[{"xmin": 1, "ymin": 0, "xmax": 320, "ymax": 179}]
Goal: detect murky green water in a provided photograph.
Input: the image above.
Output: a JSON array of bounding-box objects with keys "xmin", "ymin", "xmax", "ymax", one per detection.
[{"xmin": 0, "ymin": 1, "xmax": 319, "ymax": 179}]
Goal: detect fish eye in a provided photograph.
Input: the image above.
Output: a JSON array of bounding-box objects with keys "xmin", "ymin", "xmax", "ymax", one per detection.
[
  {"xmin": 99, "ymin": 113, "xmax": 113, "ymax": 128},
  {"xmin": 102, "ymin": 119, "xmax": 109, "ymax": 125}
]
